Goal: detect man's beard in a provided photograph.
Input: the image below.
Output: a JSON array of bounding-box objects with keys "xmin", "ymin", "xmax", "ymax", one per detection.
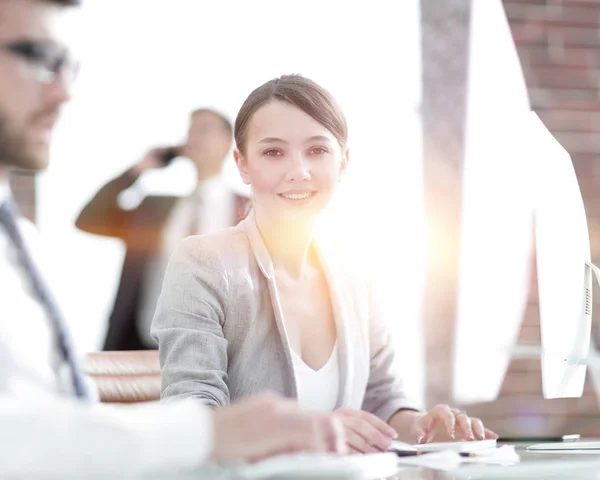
[{"xmin": 0, "ymin": 109, "xmax": 50, "ymax": 172}]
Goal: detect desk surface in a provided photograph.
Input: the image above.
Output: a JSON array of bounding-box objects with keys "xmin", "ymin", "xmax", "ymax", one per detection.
[
  {"xmin": 49, "ymin": 443, "xmax": 600, "ymax": 479},
  {"xmin": 431, "ymin": 445, "xmax": 600, "ymax": 479},
  {"xmin": 205, "ymin": 443, "xmax": 600, "ymax": 480}
]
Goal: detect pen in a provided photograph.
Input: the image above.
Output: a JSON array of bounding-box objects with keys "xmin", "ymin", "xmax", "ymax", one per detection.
[{"xmin": 390, "ymin": 450, "xmax": 423, "ymax": 457}]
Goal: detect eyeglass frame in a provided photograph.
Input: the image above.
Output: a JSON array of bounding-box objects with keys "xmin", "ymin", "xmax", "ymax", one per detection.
[{"xmin": 0, "ymin": 38, "xmax": 79, "ymax": 85}]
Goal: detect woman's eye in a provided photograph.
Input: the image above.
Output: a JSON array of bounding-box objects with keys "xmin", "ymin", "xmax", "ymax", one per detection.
[
  {"xmin": 263, "ymin": 149, "xmax": 283, "ymax": 157},
  {"xmin": 310, "ymin": 146, "xmax": 329, "ymax": 156}
]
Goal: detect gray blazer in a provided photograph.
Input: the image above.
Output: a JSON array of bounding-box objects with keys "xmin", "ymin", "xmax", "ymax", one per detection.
[{"xmin": 152, "ymin": 212, "xmax": 419, "ymax": 421}]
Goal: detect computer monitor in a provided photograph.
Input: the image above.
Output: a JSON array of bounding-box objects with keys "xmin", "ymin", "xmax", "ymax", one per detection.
[
  {"xmin": 531, "ymin": 112, "xmax": 593, "ymax": 399},
  {"xmin": 453, "ymin": 112, "xmax": 597, "ymax": 403},
  {"xmin": 450, "ymin": 0, "xmax": 596, "ymax": 404}
]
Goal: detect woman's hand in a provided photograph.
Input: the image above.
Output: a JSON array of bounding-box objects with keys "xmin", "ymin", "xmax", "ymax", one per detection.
[
  {"xmin": 408, "ymin": 405, "xmax": 498, "ymax": 443},
  {"xmin": 332, "ymin": 409, "xmax": 397, "ymax": 454}
]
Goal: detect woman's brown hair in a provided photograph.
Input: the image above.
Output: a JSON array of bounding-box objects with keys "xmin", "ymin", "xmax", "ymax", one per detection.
[{"xmin": 234, "ymin": 74, "xmax": 348, "ymax": 155}]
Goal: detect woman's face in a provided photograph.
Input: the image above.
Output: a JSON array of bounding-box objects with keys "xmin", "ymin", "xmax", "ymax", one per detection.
[{"xmin": 235, "ymin": 100, "xmax": 348, "ymax": 225}]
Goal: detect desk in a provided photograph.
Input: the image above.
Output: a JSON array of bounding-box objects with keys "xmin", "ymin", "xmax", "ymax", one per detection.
[
  {"xmin": 389, "ymin": 443, "xmax": 600, "ymax": 480},
  {"xmin": 30, "ymin": 443, "xmax": 600, "ymax": 479}
]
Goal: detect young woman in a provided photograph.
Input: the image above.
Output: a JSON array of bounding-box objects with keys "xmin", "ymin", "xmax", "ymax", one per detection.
[{"xmin": 152, "ymin": 75, "xmax": 497, "ymax": 454}]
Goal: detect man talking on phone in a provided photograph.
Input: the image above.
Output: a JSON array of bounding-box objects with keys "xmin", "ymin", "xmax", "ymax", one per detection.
[
  {"xmin": 76, "ymin": 108, "xmax": 246, "ymax": 351},
  {"xmin": 0, "ymin": 0, "xmax": 344, "ymax": 476}
]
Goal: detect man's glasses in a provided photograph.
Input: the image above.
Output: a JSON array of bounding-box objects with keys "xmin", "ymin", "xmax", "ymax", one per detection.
[{"xmin": 0, "ymin": 39, "xmax": 79, "ymax": 85}]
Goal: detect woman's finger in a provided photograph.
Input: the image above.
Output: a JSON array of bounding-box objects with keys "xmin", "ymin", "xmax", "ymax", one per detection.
[
  {"xmin": 409, "ymin": 418, "xmax": 428, "ymax": 444},
  {"xmin": 345, "ymin": 428, "xmax": 381, "ymax": 454},
  {"xmin": 455, "ymin": 412, "xmax": 474, "ymax": 440},
  {"xmin": 470, "ymin": 418, "xmax": 485, "ymax": 440},
  {"xmin": 485, "ymin": 428, "xmax": 499, "ymax": 440},
  {"xmin": 427, "ymin": 405, "xmax": 457, "ymax": 439},
  {"xmin": 342, "ymin": 415, "xmax": 393, "ymax": 451},
  {"xmin": 345, "ymin": 409, "xmax": 397, "ymax": 438}
]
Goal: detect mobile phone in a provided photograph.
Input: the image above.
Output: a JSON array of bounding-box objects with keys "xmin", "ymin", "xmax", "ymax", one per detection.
[{"xmin": 159, "ymin": 146, "xmax": 182, "ymax": 166}]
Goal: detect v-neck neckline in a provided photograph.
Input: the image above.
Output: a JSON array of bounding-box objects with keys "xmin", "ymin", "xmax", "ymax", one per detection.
[{"xmin": 241, "ymin": 211, "xmax": 351, "ymax": 408}]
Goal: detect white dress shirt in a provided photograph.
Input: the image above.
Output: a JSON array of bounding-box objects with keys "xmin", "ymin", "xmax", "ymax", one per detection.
[
  {"xmin": 0, "ymin": 179, "xmax": 212, "ymax": 477},
  {"xmin": 291, "ymin": 344, "xmax": 340, "ymax": 413},
  {"xmin": 138, "ymin": 175, "xmax": 235, "ymax": 347}
]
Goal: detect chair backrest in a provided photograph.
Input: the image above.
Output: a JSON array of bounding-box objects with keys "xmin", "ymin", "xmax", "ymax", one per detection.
[{"xmin": 84, "ymin": 351, "xmax": 160, "ymax": 403}]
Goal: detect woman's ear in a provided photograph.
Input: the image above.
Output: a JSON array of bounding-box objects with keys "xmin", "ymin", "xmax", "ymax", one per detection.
[
  {"xmin": 234, "ymin": 149, "xmax": 251, "ymax": 185},
  {"xmin": 339, "ymin": 147, "xmax": 350, "ymax": 181}
]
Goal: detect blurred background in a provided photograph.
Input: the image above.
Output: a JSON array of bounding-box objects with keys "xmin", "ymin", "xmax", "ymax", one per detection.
[{"xmin": 8, "ymin": 0, "xmax": 600, "ymax": 437}]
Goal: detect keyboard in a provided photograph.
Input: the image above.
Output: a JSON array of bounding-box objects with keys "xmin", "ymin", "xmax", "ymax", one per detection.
[
  {"xmin": 412, "ymin": 439, "xmax": 497, "ymax": 453},
  {"xmin": 527, "ymin": 440, "xmax": 600, "ymax": 451},
  {"xmin": 235, "ymin": 452, "xmax": 399, "ymax": 479}
]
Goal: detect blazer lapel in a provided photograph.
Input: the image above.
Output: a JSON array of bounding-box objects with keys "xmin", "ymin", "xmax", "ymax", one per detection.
[
  {"xmin": 241, "ymin": 212, "xmax": 298, "ymax": 398},
  {"xmin": 313, "ymin": 243, "xmax": 353, "ymax": 409}
]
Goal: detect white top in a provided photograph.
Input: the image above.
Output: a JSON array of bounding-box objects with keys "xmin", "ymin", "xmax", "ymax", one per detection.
[
  {"xmin": 0, "ymin": 178, "xmax": 212, "ymax": 477},
  {"xmin": 291, "ymin": 343, "xmax": 340, "ymax": 413},
  {"xmin": 138, "ymin": 174, "xmax": 235, "ymax": 347}
]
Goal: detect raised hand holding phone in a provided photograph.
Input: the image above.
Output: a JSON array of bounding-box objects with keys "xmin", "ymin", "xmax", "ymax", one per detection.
[{"xmin": 131, "ymin": 146, "xmax": 181, "ymax": 176}]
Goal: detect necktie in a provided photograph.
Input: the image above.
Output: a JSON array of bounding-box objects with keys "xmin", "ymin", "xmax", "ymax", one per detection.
[{"xmin": 0, "ymin": 201, "xmax": 90, "ymax": 400}]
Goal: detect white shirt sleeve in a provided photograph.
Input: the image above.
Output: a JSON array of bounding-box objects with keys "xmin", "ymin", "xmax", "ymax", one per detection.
[
  {"xmin": 0, "ymin": 395, "xmax": 213, "ymax": 477},
  {"xmin": 0, "ymin": 200, "xmax": 213, "ymax": 476}
]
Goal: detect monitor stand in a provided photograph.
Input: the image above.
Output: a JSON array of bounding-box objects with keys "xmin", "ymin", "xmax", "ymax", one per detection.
[{"xmin": 538, "ymin": 262, "xmax": 600, "ymax": 451}]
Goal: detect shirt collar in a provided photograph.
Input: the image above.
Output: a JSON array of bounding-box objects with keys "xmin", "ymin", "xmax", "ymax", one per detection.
[
  {"xmin": 0, "ymin": 177, "xmax": 12, "ymax": 207},
  {"xmin": 192, "ymin": 173, "xmax": 226, "ymax": 199}
]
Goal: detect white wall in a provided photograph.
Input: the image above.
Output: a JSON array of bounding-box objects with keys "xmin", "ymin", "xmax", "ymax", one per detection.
[{"xmin": 38, "ymin": 0, "xmax": 425, "ymax": 405}]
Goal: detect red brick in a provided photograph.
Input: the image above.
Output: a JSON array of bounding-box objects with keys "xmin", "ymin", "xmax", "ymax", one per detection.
[
  {"xmin": 510, "ymin": 21, "xmax": 549, "ymax": 44},
  {"xmin": 551, "ymin": 131, "xmax": 600, "ymax": 153},
  {"xmin": 504, "ymin": 0, "xmax": 547, "ymax": 4},
  {"xmin": 511, "ymin": 22, "xmax": 600, "ymax": 48},
  {"xmin": 517, "ymin": 325, "xmax": 542, "ymax": 344},
  {"xmin": 505, "ymin": 4, "xmax": 600, "ymax": 27},
  {"xmin": 500, "ymin": 372, "xmax": 544, "ymax": 394},
  {"xmin": 589, "ymin": 217, "xmax": 600, "ymax": 246},
  {"xmin": 518, "ymin": 45, "xmax": 600, "ymax": 68},
  {"xmin": 537, "ymin": 109, "xmax": 599, "ymax": 131},
  {"xmin": 570, "ymin": 153, "xmax": 600, "ymax": 184},
  {"xmin": 506, "ymin": 359, "xmax": 542, "ymax": 375},
  {"xmin": 567, "ymin": 418, "xmax": 600, "ymax": 437},
  {"xmin": 504, "ymin": 0, "xmax": 547, "ymax": 5},
  {"xmin": 523, "ymin": 64, "xmax": 600, "ymax": 88},
  {"xmin": 528, "ymin": 87, "xmax": 600, "ymax": 109},
  {"xmin": 459, "ymin": 394, "xmax": 597, "ymax": 418},
  {"xmin": 522, "ymin": 308, "xmax": 540, "ymax": 328},
  {"xmin": 559, "ymin": 0, "xmax": 600, "ymax": 8}
]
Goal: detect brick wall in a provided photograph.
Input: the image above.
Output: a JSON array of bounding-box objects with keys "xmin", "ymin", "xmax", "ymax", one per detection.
[{"xmin": 463, "ymin": 0, "xmax": 600, "ymax": 437}]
